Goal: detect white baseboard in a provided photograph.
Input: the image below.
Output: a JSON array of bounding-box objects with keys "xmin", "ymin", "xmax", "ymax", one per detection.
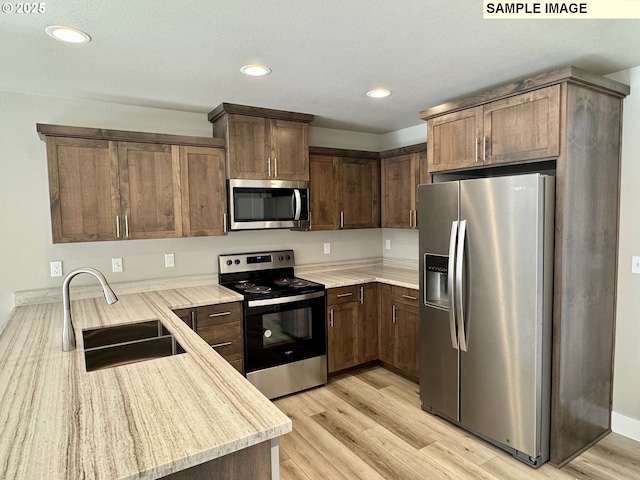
[{"xmin": 611, "ymin": 412, "xmax": 640, "ymax": 442}]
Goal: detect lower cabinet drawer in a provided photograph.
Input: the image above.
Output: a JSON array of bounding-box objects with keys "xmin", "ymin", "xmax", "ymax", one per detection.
[{"xmin": 197, "ymin": 321, "xmax": 243, "ymax": 359}]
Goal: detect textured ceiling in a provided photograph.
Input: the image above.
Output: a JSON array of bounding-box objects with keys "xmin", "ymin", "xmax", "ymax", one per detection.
[{"xmin": 1, "ymin": 1, "xmax": 639, "ymax": 133}]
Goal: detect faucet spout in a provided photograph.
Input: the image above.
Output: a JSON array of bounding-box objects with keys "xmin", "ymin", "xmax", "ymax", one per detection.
[{"xmin": 62, "ymin": 267, "xmax": 119, "ymax": 352}]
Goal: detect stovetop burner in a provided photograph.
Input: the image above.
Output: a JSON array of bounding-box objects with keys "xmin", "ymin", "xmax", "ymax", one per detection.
[
  {"xmin": 245, "ymin": 286, "xmax": 273, "ymax": 294},
  {"xmin": 218, "ymin": 250, "xmax": 325, "ymax": 300}
]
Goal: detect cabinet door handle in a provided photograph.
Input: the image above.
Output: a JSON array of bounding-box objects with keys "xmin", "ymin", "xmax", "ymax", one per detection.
[
  {"xmin": 211, "ymin": 341, "xmax": 232, "ymax": 349},
  {"xmin": 336, "ymin": 293, "xmax": 353, "ymax": 298},
  {"xmin": 190, "ymin": 311, "xmax": 196, "ymax": 330},
  {"xmin": 475, "ymin": 137, "xmax": 479, "ymax": 163},
  {"xmin": 392, "ymin": 304, "xmax": 397, "ymax": 323},
  {"xmin": 223, "ymin": 213, "xmax": 227, "ymax": 233},
  {"xmin": 268, "ymin": 157, "xmax": 271, "ymax": 177},
  {"xmin": 329, "ymin": 309, "xmax": 334, "ymax": 327},
  {"xmin": 483, "ymin": 136, "xmax": 487, "ymax": 162},
  {"xmin": 116, "ymin": 215, "xmax": 120, "ymax": 239},
  {"xmin": 209, "ymin": 311, "xmax": 231, "ymax": 318},
  {"xmin": 402, "ymin": 294, "xmax": 417, "ymax": 301},
  {"xmin": 340, "ymin": 211, "xmax": 344, "ymax": 229},
  {"xmin": 359, "ymin": 286, "xmax": 364, "ymax": 304},
  {"xmin": 124, "ymin": 215, "xmax": 130, "ymax": 238},
  {"xmin": 274, "ymin": 157, "xmax": 278, "ymax": 178}
]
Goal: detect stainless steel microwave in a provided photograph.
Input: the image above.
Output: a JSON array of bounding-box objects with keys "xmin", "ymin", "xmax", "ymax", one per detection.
[{"xmin": 227, "ymin": 179, "xmax": 310, "ymax": 230}]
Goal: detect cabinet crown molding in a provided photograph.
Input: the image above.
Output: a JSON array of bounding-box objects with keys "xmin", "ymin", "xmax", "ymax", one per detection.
[
  {"xmin": 419, "ymin": 65, "xmax": 630, "ymax": 120},
  {"xmin": 36, "ymin": 123, "xmax": 225, "ymax": 148},
  {"xmin": 208, "ymin": 103, "xmax": 314, "ymax": 123}
]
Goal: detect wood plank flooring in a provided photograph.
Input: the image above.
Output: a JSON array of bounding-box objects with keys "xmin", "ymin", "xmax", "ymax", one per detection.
[{"xmin": 274, "ymin": 366, "xmax": 640, "ymax": 480}]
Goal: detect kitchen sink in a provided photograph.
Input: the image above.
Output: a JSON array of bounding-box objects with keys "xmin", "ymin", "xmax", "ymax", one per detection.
[{"xmin": 82, "ymin": 319, "xmax": 186, "ymax": 372}]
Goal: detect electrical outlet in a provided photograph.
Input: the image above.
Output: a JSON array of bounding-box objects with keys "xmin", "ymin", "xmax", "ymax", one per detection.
[
  {"xmin": 112, "ymin": 258, "xmax": 123, "ymax": 273},
  {"xmin": 323, "ymin": 243, "xmax": 331, "ymax": 255},
  {"xmin": 385, "ymin": 239, "xmax": 391, "ymax": 250},
  {"xmin": 632, "ymin": 256, "xmax": 640, "ymax": 275},
  {"xmin": 50, "ymin": 261, "xmax": 62, "ymax": 277},
  {"xmin": 165, "ymin": 253, "xmax": 175, "ymax": 268}
]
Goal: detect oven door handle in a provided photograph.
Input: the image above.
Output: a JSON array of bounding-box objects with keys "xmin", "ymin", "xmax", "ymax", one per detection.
[
  {"xmin": 292, "ymin": 189, "xmax": 302, "ymax": 221},
  {"xmin": 247, "ymin": 290, "xmax": 325, "ymax": 308}
]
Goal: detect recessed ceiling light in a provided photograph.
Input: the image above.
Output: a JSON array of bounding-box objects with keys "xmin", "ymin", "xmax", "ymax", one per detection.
[
  {"xmin": 367, "ymin": 88, "xmax": 392, "ymax": 98},
  {"xmin": 240, "ymin": 65, "xmax": 272, "ymax": 76},
  {"xmin": 45, "ymin": 26, "xmax": 91, "ymax": 44}
]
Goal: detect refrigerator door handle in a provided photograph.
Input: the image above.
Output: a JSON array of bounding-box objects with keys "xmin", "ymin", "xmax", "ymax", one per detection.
[
  {"xmin": 456, "ymin": 219, "xmax": 468, "ymax": 352},
  {"xmin": 448, "ymin": 220, "xmax": 459, "ymax": 349}
]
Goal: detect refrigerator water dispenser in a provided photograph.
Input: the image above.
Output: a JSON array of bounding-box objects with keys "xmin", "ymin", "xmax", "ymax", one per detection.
[{"xmin": 424, "ymin": 254, "xmax": 449, "ymax": 309}]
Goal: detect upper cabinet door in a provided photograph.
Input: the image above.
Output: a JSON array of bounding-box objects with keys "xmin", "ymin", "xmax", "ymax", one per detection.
[
  {"xmin": 118, "ymin": 142, "xmax": 182, "ymax": 239},
  {"xmin": 226, "ymin": 114, "xmax": 270, "ymax": 179},
  {"xmin": 46, "ymin": 137, "xmax": 121, "ymax": 243},
  {"xmin": 270, "ymin": 120, "xmax": 309, "ymax": 181},
  {"xmin": 381, "ymin": 153, "xmax": 419, "ymax": 229},
  {"xmin": 309, "ymin": 155, "xmax": 339, "ymax": 230},
  {"xmin": 339, "ymin": 158, "xmax": 380, "ymax": 229},
  {"xmin": 484, "ymin": 85, "xmax": 560, "ymax": 165},
  {"xmin": 179, "ymin": 146, "xmax": 227, "ymax": 237},
  {"xmin": 428, "ymin": 106, "xmax": 483, "ymax": 172}
]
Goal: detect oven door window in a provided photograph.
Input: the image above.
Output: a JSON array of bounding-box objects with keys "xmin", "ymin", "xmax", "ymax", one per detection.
[{"xmin": 245, "ymin": 295, "xmax": 326, "ymax": 373}]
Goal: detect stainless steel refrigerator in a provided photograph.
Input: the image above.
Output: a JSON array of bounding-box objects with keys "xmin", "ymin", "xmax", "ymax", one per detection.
[{"xmin": 418, "ymin": 173, "xmax": 555, "ymax": 468}]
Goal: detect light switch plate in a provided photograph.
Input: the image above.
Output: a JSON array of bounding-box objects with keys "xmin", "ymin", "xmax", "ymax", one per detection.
[
  {"xmin": 323, "ymin": 243, "xmax": 331, "ymax": 255},
  {"xmin": 112, "ymin": 257, "xmax": 123, "ymax": 273},
  {"xmin": 632, "ymin": 256, "xmax": 640, "ymax": 275},
  {"xmin": 165, "ymin": 253, "xmax": 175, "ymax": 268},
  {"xmin": 385, "ymin": 239, "xmax": 391, "ymax": 250}
]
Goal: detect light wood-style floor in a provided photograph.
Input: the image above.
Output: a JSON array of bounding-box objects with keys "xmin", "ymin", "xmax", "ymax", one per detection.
[{"xmin": 274, "ymin": 366, "xmax": 640, "ymax": 480}]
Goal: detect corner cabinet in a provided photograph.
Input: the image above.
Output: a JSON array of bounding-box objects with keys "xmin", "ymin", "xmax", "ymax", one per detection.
[
  {"xmin": 380, "ymin": 144, "xmax": 427, "ymax": 229},
  {"xmin": 309, "ymin": 148, "xmax": 381, "ymax": 230},
  {"xmin": 419, "ymin": 66, "xmax": 630, "ymax": 466},
  {"xmin": 38, "ymin": 124, "xmax": 227, "ymax": 243},
  {"xmin": 326, "ymin": 284, "xmax": 378, "ymax": 373},
  {"xmin": 378, "ymin": 284, "xmax": 419, "ymax": 381},
  {"xmin": 209, "ymin": 103, "xmax": 313, "ymax": 181}
]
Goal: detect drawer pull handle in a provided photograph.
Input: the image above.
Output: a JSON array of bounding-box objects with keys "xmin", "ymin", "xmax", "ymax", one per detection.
[
  {"xmin": 336, "ymin": 293, "xmax": 353, "ymax": 298},
  {"xmin": 402, "ymin": 295, "xmax": 417, "ymax": 301},
  {"xmin": 209, "ymin": 311, "xmax": 232, "ymax": 318},
  {"xmin": 211, "ymin": 341, "xmax": 232, "ymax": 348}
]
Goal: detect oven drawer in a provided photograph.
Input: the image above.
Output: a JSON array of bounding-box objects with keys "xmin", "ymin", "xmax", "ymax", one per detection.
[
  {"xmin": 196, "ymin": 302, "xmax": 242, "ymax": 328},
  {"xmin": 326, "ymin": 285, "xmax": 360, "ymax": 305}
]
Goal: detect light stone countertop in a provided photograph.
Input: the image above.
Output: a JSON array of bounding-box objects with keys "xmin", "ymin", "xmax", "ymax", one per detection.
[
  {"xmin": 1, "ymin": 260, "xmax": 418, "ymax": 479},
  {"xmin": 296, "ymin": 263, "xmax": 419, "ymax": 290},
  {"xmin": 0, "ymin": 284, "xmax": 289, "ymax": 480}
]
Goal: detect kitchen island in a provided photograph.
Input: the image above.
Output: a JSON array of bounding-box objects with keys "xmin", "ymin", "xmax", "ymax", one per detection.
[{"xmin": 0, "ymin": 282, "xmax": 291, "ymax": 480}]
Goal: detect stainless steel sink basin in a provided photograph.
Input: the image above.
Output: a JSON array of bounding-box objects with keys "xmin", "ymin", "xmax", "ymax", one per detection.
[{"xmin": 82, "ymin": 320, "xmax": 186, "ymax": 372}]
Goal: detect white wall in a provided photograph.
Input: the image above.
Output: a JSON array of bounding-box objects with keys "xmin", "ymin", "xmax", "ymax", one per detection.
[{"xmin": 0, "ymin": 91, "xmax": 381, "ymax": 328}]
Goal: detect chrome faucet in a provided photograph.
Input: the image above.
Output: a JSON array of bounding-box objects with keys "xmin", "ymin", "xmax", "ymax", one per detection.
[{"xmin": 62, "ymin": 267, "xmax": 118, "ymax": 351}]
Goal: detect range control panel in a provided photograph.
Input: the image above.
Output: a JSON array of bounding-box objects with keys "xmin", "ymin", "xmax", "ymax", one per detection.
[{"xmin": 219, "ymin": 250, "xmax": 295, "ymax": 274}]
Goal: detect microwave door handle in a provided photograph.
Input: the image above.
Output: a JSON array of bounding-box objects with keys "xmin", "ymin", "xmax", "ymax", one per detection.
[{"xmin": 292, "ymin": 189, "xmax": 302, "ymax": 220}]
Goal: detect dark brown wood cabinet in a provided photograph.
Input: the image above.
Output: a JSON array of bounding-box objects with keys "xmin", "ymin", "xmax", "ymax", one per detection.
[
  {"xmin": 309, "ymin": 148, "xmax": 380, "ymax": 230},
  {"xmin": 39, "ymin": 124, "xmax": 227, "ymax": 243},
  {"xmin": 380, "ymin": 145, "xmax": 426, "ymax": 229},
  {"xmin": 209, "ymin": 104, "xmax": 313, "ymax": 181},
  {"xmin": 426, "ymin": 85, "xmax": 560, "ymax": 172},
  {"xmin": 179, "ymin": 146, "xmax": 227, "ymax": 237},
  {"xmin": 326, "ymin": 284, "xmax": 378, "ymax": 373},
  {"xmin": 173, "ymin": 302, "xmax": 244, "ymax": 374},
  {"xmin": 378, "ymin": 284, "xmax": 419, "ymax": 381},
  {"xmin": 420, "ymin": 66, "xmax": 630, "ymax": 466}
]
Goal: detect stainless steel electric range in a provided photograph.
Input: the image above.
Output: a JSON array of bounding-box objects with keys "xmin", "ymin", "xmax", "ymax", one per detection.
[{"xmin": 218, "ymin": 250, "xmax": 327, "ymax": 399}]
